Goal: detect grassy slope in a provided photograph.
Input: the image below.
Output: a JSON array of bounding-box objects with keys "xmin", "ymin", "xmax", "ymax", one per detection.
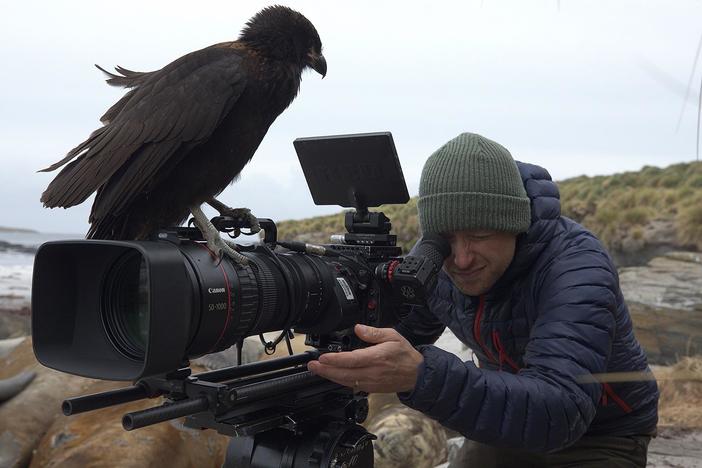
[
  {"xmin": 277, "ymin": 162, "xmax": 702, "ymax": 254},
  {"xmin": 559, "ymin": 162, "xmax": 702, "ymax": 250}
]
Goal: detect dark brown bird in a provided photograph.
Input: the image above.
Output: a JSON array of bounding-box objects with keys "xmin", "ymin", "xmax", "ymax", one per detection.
[{"xmin": 40, "ymin": 5, "xmax": 326, "ymax": 262}]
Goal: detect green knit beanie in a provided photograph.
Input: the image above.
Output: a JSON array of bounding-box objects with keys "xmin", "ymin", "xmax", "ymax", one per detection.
[{"xmin": 418, "ymin": 133, "xmax": 531, "ymax": 235}]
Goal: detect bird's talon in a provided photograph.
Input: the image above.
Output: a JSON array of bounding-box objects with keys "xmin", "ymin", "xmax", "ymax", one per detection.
[
  {"xmin": 214, "ymin": 250, "xmax": 224, "ymax": 267},
  {"xmin": 216, "ymin": 207, "xmax": 259, "ymax": 234},
  {"xmin": 209, "ymin": 237, "xmax": 248, "ymax": 266},
  {"xmin": 249, "ymin": 221, "xmax": 261, "ymax": 234}
]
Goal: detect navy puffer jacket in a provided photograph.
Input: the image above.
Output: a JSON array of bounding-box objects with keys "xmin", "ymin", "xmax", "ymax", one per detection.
[{"xmin": 396, "ymin": 162, "xmax": 658, "ymax": 451}]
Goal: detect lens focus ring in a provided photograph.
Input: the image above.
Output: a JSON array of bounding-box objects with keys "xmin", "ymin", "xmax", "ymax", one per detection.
[{"xmin": 231, "ymin": 265, "xmax": 259, "ymax": 338}]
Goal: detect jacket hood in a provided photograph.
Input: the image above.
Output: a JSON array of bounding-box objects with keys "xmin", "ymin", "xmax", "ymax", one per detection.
[{"xmin": 489, "ymin": 161, "xmax": 561, "ymax": 294}]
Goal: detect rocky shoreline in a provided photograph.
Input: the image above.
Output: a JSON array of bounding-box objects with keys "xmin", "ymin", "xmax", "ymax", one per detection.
[
  {"xmin": 0, "ymin": 307, "xmax": 30, "ymax": 339},
  {"xmin": 1, "ymin": 250, "xmax": 701, "ymax": 466},
  {"xmin": 0, "ymin": 238, "xmax": 34, "ymax": 340},
  {"xmin": 619, "ymin": 251, "xmax": 702, "ymax": 365},
  {"xmin": 0, "ymin": 241, "xmax": 36, "ymax": 256}
]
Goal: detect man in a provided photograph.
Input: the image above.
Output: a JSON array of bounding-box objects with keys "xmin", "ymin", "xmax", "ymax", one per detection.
[{"xmin": 308, "ymin": 133, "xmax": 659, "ymax": 467}]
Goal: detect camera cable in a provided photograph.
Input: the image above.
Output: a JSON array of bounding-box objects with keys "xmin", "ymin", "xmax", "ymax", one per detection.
[
  {"xmin": 277, "ymin": 240, "xmax": 368, "ymax": 272},
  {"xmin": 256, "ymin": 243, "xmax": 299, "ymax": 356}
]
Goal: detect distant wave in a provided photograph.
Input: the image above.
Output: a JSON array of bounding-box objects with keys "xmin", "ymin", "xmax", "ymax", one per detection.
[
  {"xmin": 0, "ymin": 232, "xmax": 81, "ymax": 307},
  {"xmin": 0, "ymin": 241, "xmax": 36, "ymax": 256},
  {"xmin": 0, "ymin": 231, "xmax": 82, "ymax": 250},
  {"xmin": 0, "ymin": 264, "xmax": 31, "ymax": 309}
]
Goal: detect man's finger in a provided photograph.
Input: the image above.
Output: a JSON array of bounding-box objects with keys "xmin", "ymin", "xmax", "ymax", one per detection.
[
  {"xmin": 317, "ymin": 347, "xmax": 377, "ymax": 368},
  {"xmin": 354, "ymin": 324, "xmax": 402, "ymax": 345},
  {"xmin": 307, "ymin": 361, "xmax": 360, "ymax": 387}
]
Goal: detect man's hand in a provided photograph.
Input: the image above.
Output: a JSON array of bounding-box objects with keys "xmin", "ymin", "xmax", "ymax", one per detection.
[{"xmin": 307, "ymin": 324, "xmax": 424, "ymax": 393}]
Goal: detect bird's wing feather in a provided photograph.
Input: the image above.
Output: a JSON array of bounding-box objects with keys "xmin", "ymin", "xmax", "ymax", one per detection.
[
  {"xmin": 40, "ymin": 45, "xmax": 248, "ymax": 211},
  {"xmin": 95, "ymin": 64, "xmax": 156, "ymax": 90},
  {"xmin": 89, "ymin": 139, "xmax": 182, "ymax": 224}
]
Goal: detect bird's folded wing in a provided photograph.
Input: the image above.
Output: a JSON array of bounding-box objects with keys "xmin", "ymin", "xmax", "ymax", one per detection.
[{"xmin": 40, "ymin": 45, "xmax": 248, "ymax": 212}]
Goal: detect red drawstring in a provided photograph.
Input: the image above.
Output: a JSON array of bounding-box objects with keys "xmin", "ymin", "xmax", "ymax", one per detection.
[
  {"xmin": 601, "ymin": 382, "xmax": 633, "ymax": 413},
  {"xmin": 473, "ymin": 295, "xmax": 497, "ymax": 365},
  {"xmin": 473, "ymin": 296, "xmax": 521, "ymax": 372},
  {"xmin": 494, "ymin": 330, "xmax": 503, "ymax": 371},
  {"xmin": 474, "ymin": 295, "xmax": 631, "ymax": 413},
  {"xmin": 492, "ymin": 330, "xmax": 521, "ymax": 372},
  {"xmin": 474, "ymin": 298, "xmax": 632, "ymax": 414}
]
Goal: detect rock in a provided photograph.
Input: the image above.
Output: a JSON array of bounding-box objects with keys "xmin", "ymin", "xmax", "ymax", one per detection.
[
  {"xmin": 0, "ymin": 338, "xmax": 97, "ymax": 467},
  {"xmin": 365, "ymin": 393, "xmax": 447, "ymax": 468},
  {"xmin": 0, "ymin": 337, "xmax": 26, "ymax": 359},
  {"xmin": 0, "ymin": 338, "xmax": 228, "ymax": 468},
  {"xmin": 192, "ymin": 336, "xmax": 268, "ymax": 370},
  {"xmin": 608, "ymin": 219, "xmax": 684, "ymax": 267},
  {"xmin": 647, "ymin": 428, "xmax": 702, "ymax": 468},
  {"xmin": 29, "ymin": 388, "xmax": 227, "ymax": 468},
  {"xmin": 0, "ymin": 307, "xmax": 30, "ymax": 339},
  {"xmin": 619, "ymin": 252, "xmax": 702, "ymax": 364},
  {"xmin": 0, "ymin": 371, "xmax": 35, "ymax": 402},
  {"xmin": 445, "ymin": 436, "xmax": 466, "ymax": 466},
  {"xmin": 0, "ymin": 332, "xmax": 333, "ymax": 467}
]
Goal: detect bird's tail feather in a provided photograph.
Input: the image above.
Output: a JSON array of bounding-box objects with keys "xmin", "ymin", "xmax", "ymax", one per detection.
[
  {"xmin": 87, "ymin": 201, "xmax": 167, "ymax": 241},
  {"xmin": 86, "ymin": 210, "xmax": 129, "ymax": 240},
  {"xmin": 39, "ymin": 64, "xmax": 151, "ymax": 177},
  {"xmin": 95, "ymin": 64, "xmax": 154, "ymax": 89},
  {"xmin": 38, "ymin": 127, "xmax": 108, "ymax": 174},
  {"xmin": 40, "ymin": 126, "xmax": 140, "ymax": 208}
]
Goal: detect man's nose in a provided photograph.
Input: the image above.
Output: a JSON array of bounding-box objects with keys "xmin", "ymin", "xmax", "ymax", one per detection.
[{"xmin": 451, "ymin": 241, "xmax": 475, "ymax": 269}]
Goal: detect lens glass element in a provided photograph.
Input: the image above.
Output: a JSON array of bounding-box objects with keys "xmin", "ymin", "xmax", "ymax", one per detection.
[{"xmin": 102, "ymin": 251, "xmax": 149, "ymax": 361}]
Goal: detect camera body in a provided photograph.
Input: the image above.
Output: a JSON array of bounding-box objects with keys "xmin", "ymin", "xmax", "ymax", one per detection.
[
  {"xmin": 31, "ymin": 132, "xmax": 450, "ymax": 468},
  {"xmin": 33, "ymin": 213, "xmax": 447, "ymax": 381},
  {"xmin": 32, "ymin": 132, "xmax": 449, "ymax": 382}
]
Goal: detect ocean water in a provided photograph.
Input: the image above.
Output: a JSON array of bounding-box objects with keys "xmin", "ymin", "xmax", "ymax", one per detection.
[
  {"xmin": 0, "ymin": 231, "xmax": 81, "ymax": 308},
  {"xmin": 0, "ymin": 228, "xmax": 260, "ymax": 310}
]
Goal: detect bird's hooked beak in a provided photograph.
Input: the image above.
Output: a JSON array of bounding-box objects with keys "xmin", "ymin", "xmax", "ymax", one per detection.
[{"xmin": 307, "ymin": 51, "xmax": 327, "ymax": 78}]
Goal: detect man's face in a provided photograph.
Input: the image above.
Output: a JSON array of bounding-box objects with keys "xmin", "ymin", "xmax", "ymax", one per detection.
[{"xmin": 442, "ymin": 230, "xmax": 517, "ymax": 296}]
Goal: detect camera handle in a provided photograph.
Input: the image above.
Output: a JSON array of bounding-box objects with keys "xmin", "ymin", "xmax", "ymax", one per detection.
[{"xmin": 210, "ymin": 216, "xmax": 278, "ymax": 246}]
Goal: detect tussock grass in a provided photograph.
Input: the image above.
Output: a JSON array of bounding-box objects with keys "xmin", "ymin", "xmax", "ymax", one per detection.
[
  {"xmin": 560, "ymin": 161, "xmax": 702, "ymax": 250},
  {"xmin": 657, "ymin": 356, "xmax": 702, "ymax": 428},
  {"xmin": 278, "ymin": 162, "xmax": 702, "ymax": 253}
]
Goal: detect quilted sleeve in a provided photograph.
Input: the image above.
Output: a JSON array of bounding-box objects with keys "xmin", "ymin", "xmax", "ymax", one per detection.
[{"xmin": 399, "ymin": 239, "xmax": 618, "ymax": 451}]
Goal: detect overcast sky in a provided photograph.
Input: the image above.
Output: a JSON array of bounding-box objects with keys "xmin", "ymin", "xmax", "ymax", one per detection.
[{"xmin": 1, "ymin": 0, "xmax": 700, "ymax": 234}]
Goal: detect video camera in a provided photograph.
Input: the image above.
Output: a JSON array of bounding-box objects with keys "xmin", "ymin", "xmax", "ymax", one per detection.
[{"xmin": 31, "ymin": 132, "xmax": 450, "ymax": 468}]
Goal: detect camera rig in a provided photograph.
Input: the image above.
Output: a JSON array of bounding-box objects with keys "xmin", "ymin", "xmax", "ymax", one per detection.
[{"xmin": 32, "ymin": 133, "xmax": 450, "ymax": 467}]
